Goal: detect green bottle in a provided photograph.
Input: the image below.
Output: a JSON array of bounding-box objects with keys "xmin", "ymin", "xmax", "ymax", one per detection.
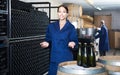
[
  {"xmin": 89, "ymin": 43, "xmax": 96, "ymax": 67},
  {"xmin": 82, "ymin": 43, "xmax": 89, "ymax": 68},
  {"xmin": 77, "ymin": 42, "xmax": 82, "ymax": 66}
]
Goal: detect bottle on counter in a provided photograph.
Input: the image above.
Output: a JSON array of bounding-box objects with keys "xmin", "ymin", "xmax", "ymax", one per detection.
[
  {"xmin": 77, "ymin": 42, "xmax": 82, "ymax": 66},
  {"xmin": 89, "ymin": 43, "xmax": 96, "ymax": 67},
  {"xmin": 82, "ymin": 43, "xmax": 89, "ymax": 68}
]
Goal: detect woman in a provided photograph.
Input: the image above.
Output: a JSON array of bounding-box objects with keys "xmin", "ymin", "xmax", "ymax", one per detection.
[{"xmin": 40, "ymin": 5, "xmax": 78, "ymax": 75}]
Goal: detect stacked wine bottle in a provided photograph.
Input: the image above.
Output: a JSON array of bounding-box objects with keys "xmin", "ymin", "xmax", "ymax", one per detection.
[{"xmin": 77, "ymin": 42, "xmax": 96, "ymax": 68}]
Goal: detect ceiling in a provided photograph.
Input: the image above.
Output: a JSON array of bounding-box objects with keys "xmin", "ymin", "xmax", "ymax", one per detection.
[
  {"xmin": 58, "ymin": 0, "xmax": 120, "ymax": 12},
  {"xmin": 59, "ymin": 0, "xmax": 120, "ymax": 10},
  {"xmin": 21, "ymin": 0, "xmax": 120, "ymax": 16},
  {"xmin": 21, "ymin": 0, "xmax": 120, "ymax": 11}
]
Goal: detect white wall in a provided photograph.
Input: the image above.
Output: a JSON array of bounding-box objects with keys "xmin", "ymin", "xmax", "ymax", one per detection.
[
  {"xmin": 112, "ymin": 11, "xmax": 120, "ymax": 29},
  {"xmin": 94, "ymin": 11, "xmax": 120, "ymax": 30},
  {"xmin": 20, "ymin": 0, "xmax": 62, "ymax": 19}
]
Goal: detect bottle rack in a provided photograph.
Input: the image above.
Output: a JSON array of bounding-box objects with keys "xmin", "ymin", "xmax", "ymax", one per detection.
[
  {"xmin": 0, "ymin": 0, "xmax": 9, "ymax": 74},
  {"xmin": 1, "ymin": 0, "xmax": 51, "ymax": 74},
  {"xmin": 0, "ymin": 0, "xmax": 8, "ymax": 36}
]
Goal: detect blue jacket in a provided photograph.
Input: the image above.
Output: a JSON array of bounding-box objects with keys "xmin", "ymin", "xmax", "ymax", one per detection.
[
  {"xmin": 95, "ymin": 25, "xmax": 110, "ymax": 51},
  {"xmin": 45, "ymin": 20, "xmax": 78, "ymax": 63}
]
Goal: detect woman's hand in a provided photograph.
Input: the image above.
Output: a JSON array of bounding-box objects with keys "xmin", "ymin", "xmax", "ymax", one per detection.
[
  {"xmin": 68, "ymin": 41, "xmax": 75, "ymax": 49},
  {"xmin": 40, "ymin": 41, "xmax": 49, "ymax": 48}
]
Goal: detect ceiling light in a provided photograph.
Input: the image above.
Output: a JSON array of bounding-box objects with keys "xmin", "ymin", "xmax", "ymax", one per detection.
[
  {"xmin": 85, "ymin": 0, "xmax": 94, "ymax": 5},
  {"xmin": 95, "ymin": 6, "xmax": 102, "ymax": 11},
  {"xmin": 85, "ymin": 0, "xmax": 102, "ymax": 11}
]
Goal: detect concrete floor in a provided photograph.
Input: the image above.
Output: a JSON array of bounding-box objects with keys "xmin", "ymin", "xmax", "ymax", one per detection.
[
  {"xmin": 95, "ymin": 49, "xmax": 120, "ymax": 61},
  {"xmin": 106, "ymin": 49, "xmax": 120, "ymax": 56}
]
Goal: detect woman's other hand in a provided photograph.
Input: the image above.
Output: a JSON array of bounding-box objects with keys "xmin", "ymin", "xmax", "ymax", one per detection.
[
  {"xmin": 40, "ymin": 41, "xmax": 49, "ymax": 48},
  {"xmin": 68, "ymin": 41, "xmax": 75, "ymax": 49}
]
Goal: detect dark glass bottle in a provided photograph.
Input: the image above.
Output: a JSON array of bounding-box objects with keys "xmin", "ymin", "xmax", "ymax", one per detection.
[
  {"xmin": 77, "ymin": 42, "xmax": 82, "ymax": 66},
  {"xmin": 89, "ymin": 43, "xmax": 96, "ymax": 67},
  {"xmin": 82, "ymin": 43, "xmax": 89, "ymax": 68}
]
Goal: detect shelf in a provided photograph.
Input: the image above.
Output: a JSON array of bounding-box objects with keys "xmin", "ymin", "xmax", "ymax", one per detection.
[{"xmin": 80, "ymin": 15, "xmax": 93, "ymax": 23}]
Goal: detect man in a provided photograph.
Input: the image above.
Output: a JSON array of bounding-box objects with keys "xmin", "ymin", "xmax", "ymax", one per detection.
[{"xmin": 95, "ymin": 20, "xmax": 110, "ymax": 56}]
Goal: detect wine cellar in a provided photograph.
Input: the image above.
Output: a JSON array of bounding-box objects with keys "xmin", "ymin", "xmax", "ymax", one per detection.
[{"xmin": 0, "ymin": 0, "xmax": 120, "ymax": 75}]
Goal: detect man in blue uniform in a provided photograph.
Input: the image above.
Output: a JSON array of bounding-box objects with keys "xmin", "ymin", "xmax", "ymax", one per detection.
[
  {"xmin": 95, "ymin": 20, "xmax": 110, "ymax": 56},
  {"xmin": 40, "ymin": 5, "xmax": 78, "ymax": 75}
]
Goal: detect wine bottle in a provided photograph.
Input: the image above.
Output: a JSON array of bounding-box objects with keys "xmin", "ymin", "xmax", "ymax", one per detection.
[
  {"xmin": 77, "ymin": 42, "xmax": 82, "ymax": 66},
  {"xmin": 89, "ymin": 43, "xmax": 96, "ymax": 67},
  {"xmin": 82, "ymin": 43, "xmax": 89, "ymax": 68}
]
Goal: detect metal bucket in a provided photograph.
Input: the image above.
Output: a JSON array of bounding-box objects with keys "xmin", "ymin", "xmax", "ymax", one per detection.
[
  {"xmin": 98, "ymin": 56, "xmax": 120, "ymax": 75},
  {"xmin": 78, "ymin": 28, "xmax": 97, "ymax": 39},
  {"xmin": 57, "ymin": 61, "xmax": 107, "ymax": 75}
]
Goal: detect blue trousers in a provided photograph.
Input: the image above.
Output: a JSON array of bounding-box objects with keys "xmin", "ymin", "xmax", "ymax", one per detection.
[
  {"xmin": 99, "ymin": 50, "xmax": 106, "ymax": 56},
  {"xmin": 48, "ymin": 62, "xmax": 59, "ymax": 75}
]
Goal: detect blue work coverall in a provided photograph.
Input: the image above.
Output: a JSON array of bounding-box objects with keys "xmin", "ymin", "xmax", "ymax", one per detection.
[
  {"xmin": 45, "ymin": 20, "xmax": 78, "ymax": 75},
  {"xmin": 95, "ymin": 25, "xmax": 110, "ymax": 56}
]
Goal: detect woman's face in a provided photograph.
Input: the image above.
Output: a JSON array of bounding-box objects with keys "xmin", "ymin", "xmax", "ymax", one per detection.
[{"xmin": 57, "ymin": 6, "xmax": 68, "ymax": 20}]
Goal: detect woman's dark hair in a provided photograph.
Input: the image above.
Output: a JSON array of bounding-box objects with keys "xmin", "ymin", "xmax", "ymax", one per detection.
[{"xmin": 57, "ymin": 5, "xmax": 68, "ymax": 13}]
